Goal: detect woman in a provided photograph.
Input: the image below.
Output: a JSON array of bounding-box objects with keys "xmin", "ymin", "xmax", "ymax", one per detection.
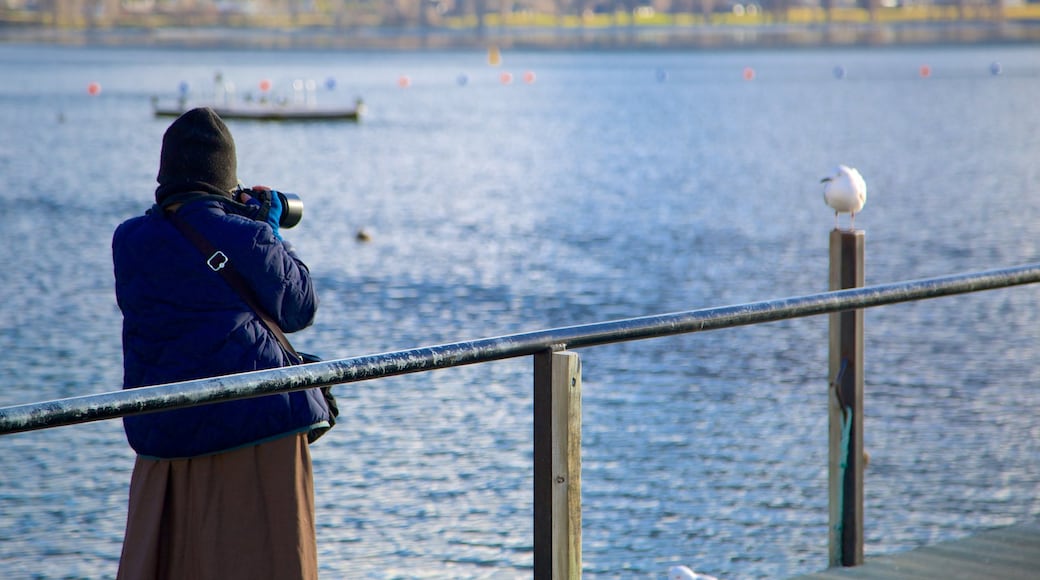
[{"xmin": 113, "ymin": 107, "xmax": 332, "ymax": 579}]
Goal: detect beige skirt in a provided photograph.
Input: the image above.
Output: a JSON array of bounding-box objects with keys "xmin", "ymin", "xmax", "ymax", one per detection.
[{"xmin": 117, "ymin": 433, "xmax": 318, "ymax": 580}]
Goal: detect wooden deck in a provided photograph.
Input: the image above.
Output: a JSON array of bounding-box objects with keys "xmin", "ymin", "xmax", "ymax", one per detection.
[{"xmin": 791, "ymin": 520, "xmax": 1040, "ymax": 579}]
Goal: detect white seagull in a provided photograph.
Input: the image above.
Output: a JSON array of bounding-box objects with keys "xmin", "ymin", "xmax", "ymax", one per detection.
[
  {"xmin": 668, "ymin": 565, "xmax": 719, "ymax": 580},
  {"xmin": 821, "ymin": 164, "xmax": 867, "ymax": 230}
]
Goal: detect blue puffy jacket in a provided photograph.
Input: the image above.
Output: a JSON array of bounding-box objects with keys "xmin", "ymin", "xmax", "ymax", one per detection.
[{"xmin": 113, "ymin": 195, "xmax": 330, "ymax": 459}]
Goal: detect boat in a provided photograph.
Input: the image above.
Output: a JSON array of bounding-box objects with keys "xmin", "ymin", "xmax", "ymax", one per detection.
[
  {"xmin": 152, "ymin": 73, "xmax": 364, "ymax": 122},
  {"xmin": 153, "ymin": 97, "xmax": 364, "ymax": 122}
]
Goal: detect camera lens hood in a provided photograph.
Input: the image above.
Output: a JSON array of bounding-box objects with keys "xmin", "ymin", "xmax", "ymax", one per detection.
[{"xmin": 278, "ymin": 192, "xmax": 304, "ymax": 229}]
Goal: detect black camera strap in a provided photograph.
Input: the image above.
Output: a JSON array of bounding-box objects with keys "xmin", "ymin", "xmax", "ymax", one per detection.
[
  {"xmin": 164, "ymin": 208, "xmax": 304, "ymax": 364},
  {"xmin": 163, "ymin": 207, "xmax": 339, "ymax": 441}
]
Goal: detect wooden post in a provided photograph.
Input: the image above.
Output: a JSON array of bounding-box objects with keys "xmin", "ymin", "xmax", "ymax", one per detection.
[
  {"xmin": 534, "ymin": 349, "xmax": 583, "ymax": 579},
  {"xmin": 828, "ymin": 229, "xmax": 865, "ymax": 567}
]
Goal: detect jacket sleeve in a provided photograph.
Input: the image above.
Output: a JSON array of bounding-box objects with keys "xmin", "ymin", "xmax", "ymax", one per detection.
[{"xmin": 223, "ymin": 218, "xmax": 319, "ymax": 334}]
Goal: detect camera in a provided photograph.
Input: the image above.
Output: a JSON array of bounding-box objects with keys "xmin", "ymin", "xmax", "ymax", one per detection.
[{"xmin": 234, "ymin": 187, "xmax": 304, "ymax": 229}]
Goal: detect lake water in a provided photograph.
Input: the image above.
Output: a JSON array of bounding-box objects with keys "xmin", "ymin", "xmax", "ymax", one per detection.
[{"xmin": 1, "ymin": 43, "xmax": 1039, "ymax": 579}]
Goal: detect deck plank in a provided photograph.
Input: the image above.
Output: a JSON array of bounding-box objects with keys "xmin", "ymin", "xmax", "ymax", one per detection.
[{"xmin": 789, "ymin": 520, "xmax": 1040, "ymax": 579}]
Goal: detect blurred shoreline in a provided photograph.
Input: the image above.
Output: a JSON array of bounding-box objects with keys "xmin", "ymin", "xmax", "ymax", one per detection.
[{"xmin": 2, "ymin": 20, "xmax": 1039, "ymax": 50}]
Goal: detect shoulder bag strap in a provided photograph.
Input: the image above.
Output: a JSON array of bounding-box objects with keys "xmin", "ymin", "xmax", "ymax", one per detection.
[{"xmin": 164, "ymin": 209, "xmax": 303, "ymax": 364}]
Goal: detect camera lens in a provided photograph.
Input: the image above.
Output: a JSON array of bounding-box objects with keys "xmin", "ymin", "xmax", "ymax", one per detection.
[{"xmin": 277, "ymin": 192, "xmax": 304, "ymax": 228}]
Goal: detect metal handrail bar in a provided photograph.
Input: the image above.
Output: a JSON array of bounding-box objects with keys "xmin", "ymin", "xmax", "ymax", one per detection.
[{"xmin": 2, "ymin": 261, "xmax": 1039, "ymax": 436}]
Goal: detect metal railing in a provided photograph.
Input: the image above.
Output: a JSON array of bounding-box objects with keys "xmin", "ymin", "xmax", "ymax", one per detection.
[
  {"xmin": 3, "ymin": 262, "xmax": 1038, "ymax": 435},
  {"xmin": 2, "ymin": 259, "xmax": 1039, "ymax": 578}
]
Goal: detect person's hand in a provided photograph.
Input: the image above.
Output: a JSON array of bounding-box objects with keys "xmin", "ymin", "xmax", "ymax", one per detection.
[{"xmin": 247, "ymin": 185, "xmax": 283, "ymax": 240}]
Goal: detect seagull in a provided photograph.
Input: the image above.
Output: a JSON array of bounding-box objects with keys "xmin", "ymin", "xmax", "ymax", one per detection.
[
  {"xmin": 821, "ymin": 164, "xmax": 867, "ymax": 230},
  {"xmin": 668, "ymin": 565, "xmax": 719, "ymax": 580}
]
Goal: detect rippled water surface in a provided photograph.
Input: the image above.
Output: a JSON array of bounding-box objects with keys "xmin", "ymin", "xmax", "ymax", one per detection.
[{"xmin": 1, "ymin": 44, "xmax": 1039, "ymax": 579}]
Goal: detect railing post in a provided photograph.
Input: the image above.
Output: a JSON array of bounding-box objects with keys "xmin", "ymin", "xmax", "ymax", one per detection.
[
  {"xmin": 534, "ymin": 349, "xmax": 583, "ymax": 579},
  {"xmin": 828, "ymin": 229, "xmax": 865, "ymax": 567}
]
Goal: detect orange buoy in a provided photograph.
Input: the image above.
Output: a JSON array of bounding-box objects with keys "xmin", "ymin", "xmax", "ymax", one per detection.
[
  {"xmin": 398, "ymin": 75, "xmax": 411, "ymax": 88},
  {"xmin": 500, "ymin": 72, "xmax": 514, "ymax": 85},
  {"xmin": 87, "ymin": 82, "xmax": 101, "ymax": 96},
  {"xmin": 742, "ymin": 67, "xmax": 755, "ymax": 81},
  {"xmin": 919, "ymin": 65, "xmax": 932, "ymax": 78},
  {"xmin": 523, "ymin": 71, "xmax": 536, "ymax": 84},
  {"xmin": 259, "ymin": 79, "xmax": 272, "ymax": 92}
]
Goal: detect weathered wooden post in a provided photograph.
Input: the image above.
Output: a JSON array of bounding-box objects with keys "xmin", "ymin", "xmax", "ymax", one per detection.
[
  {"xmin": 534, "ymin": 349, "xmax": 583, "ymax": 579},
  {"xmin": 828, "ymin": 229, "xmax": 865, "ymax": 567}
]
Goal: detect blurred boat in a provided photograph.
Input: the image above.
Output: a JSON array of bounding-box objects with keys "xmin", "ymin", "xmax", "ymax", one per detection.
[{"xmin": 152, "ymin": 73, "xmax": 364, "ymax": 122}]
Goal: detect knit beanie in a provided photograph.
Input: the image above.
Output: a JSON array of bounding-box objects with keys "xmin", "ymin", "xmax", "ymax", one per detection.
[{"xmin": 155, "ymin": 107, "xmax": 237, "ymax": 204}]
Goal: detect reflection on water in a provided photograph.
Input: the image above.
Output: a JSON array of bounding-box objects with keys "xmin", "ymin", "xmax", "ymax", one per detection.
[{"xmin": 1, "ymin": 44, "xmax": 1039, "ymax": 579}]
